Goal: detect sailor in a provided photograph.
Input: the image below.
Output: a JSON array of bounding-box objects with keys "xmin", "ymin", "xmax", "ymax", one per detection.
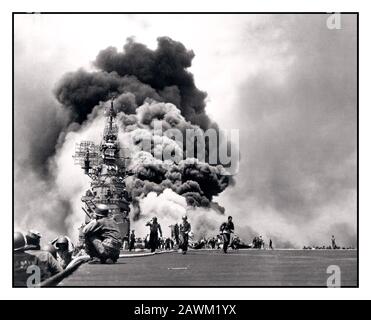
[
  {"xmin": 331, "ymin": 235, "xmax": 337, "ymax": 249},
  {"xmin": 146, "ymin": 217, "xmax": 162, "ymax": 253},
  {"xmin": 14, "ymin": 232, "xmax": 62, "ymax": 287},
  {"xmin": 252, "ymin": 236, "xmax": 257, "ymax": 248},
  {"xmin": 220, "ymin": 216, "xmax": 235, "ymax": 253},
  {"xmin": 174, "ymin": 223, "xmax": 180, "ymax": 246},
  {"xmin": 259, "ymin": 236, "xmax": 265, "ymax": 249},
  {"xmin": 120, "ymin": 208, "xmax": 131, "ymax": 250},
  {"xmin": 168, "ymin": 237, "xmax": 175, "ymax": 250},
  {"xmin": 179, "ymin": 215, "xmax": 191, "ymax": 255},
  {"xmin": 129, "ymin": 230, "xmax": 136, "ymax": 252},
  {"xmin": 53, "ymin": 236, "xmax": 74, "ymax": 269},
  {"xmin": 208, "ymin": 237, "xmax": 216, "ymax": 249},
  {"xmin": 83, "ymin": 204, "xmax": 122, "ymax": 264},
  {"xmin": 231, "ymin": 236, "xmax": 240, "ymax": 250},
  {"xmin": 24, "ymin": 230, "xmax": 42, "ymax": 250}
]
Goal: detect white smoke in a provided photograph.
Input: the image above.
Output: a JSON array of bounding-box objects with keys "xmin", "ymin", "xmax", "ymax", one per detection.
[
  {"xmin": 51, "ymin": 112, "xmax": 107, "ymax": 241},
  {"xmin": 15, "ymin": 108, "xmax": 107, "ymax": 243},
  {"xmin": 134, "ymin": 188, "xmax": 228, "ymax": 240},
  {"xmin": 134, "ymin": 189, "xmax": 187, "ymax": 238}
]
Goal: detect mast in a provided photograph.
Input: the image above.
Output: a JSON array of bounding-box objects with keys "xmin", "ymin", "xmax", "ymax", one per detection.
[{"xmin": 73, "ymin": 98, "xmax": 131, "ymax": 244}]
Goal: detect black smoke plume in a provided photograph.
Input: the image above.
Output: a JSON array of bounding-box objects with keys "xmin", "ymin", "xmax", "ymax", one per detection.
[
  {"xmin": 15, "ymin": 36, "xmax": 232, "ymax": 241},
  {"xmin": 54, "ymin": 37, "xmax": 210, "ymax": 129}
]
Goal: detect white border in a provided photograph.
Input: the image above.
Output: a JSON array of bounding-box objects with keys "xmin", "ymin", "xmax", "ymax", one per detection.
[{"xmin": 2, "ymin": 0, "xmax": 369, "ymax": 300}]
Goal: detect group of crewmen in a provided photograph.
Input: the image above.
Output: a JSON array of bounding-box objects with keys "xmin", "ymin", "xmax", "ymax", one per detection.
[
  {"xmin": 191, "ymin": 216, "xmax": 236, "ymax": 253},
  {"xmin": 14, "ymin": 202, "xmax": 238, "ymax": 286},
  {"xmin": 14, "ymin": 203, "xmax": 122, "ymax": 286},
  {"xmin": 144, "ymin": 215, "xmax": 192, "ymax": 254},
  {"xmin": 128, "ymin": 233, "xmax": 176, "ymax": 252},
  {"xmin": 133, "ymin": 215, "xmax": 235, "ymax": 254},
  {"xmin": 13, "ymin": 230, "xmax": 74, "ymax": 287}
]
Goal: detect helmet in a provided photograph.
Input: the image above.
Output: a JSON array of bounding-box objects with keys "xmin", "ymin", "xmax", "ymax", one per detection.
[
  {"xmin": 25, "ymin": 230, "xmax": 41, "ymax": 245},
  {"xmin": 14, "ymin": 232, "xmax": 26, "ymax": 251},
  {"xmin": 182, "ymin": 215, "xmax": 187, "ymax": 220},
  {"xmin": 42, "ymin": 243, "xmax": 57, "ymax": 259},
  {"xmin": 27, "ymin": 230, "xmax": 41, "ymax": 238},
  {"xmin": 56, "ymin": 236, "xmax": 69, "ymax": 247},
  {"xmin": 152, "ymin": 216, "xmax": 157, "ymax": 222},
  {"xmin": 26, "ymin": 230, "xmax": 41, "ymax": 239},
  {"xmin": 95, "ymin": 204, "xmax": 109, "ymax": 217}
]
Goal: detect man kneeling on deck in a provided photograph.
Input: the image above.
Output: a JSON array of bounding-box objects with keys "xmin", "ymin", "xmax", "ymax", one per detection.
[{"xmin": 83, "ymin": 204, "xmax": 122, "ymax": 264}]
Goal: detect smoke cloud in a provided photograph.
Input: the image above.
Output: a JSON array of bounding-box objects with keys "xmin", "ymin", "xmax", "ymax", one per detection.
[
  {"xmin": 54, "ymin": 37, "xmax": 210, "ymax": 129},
  {"xmin": 218, "ymin": 14, "xmax": 357, "ymax": 248},
  {"xmin": 117, "ymin": 101, "xmax": 230, "ymax": 217},
  {"xmin": 15, "ymin": 35, "xmax": 232, "ymax": 242}
]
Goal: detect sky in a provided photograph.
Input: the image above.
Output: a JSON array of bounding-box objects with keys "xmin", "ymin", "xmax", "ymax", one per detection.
[{"xmin": 14, "ymin": 13, "xmax": 357, "ymax": 247}]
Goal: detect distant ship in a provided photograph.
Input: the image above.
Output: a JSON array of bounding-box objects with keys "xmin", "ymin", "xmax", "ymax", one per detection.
[{"xmin": 73, "ymin": 98, "xmax": 131, "ymax": 245}]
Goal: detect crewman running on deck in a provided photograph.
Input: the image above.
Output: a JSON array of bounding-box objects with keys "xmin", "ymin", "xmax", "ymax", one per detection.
[
  {"xmin": 14, "ymin": 232, "xmax": 62, "ymax": 287},
  {"xmin": 83, "ymin": 204, "xmax": 122, "ymax": 264},
  {"xmin": 146, "ymin": 217, "xmax": 162, "ymax": 253},
  {"xmin": 220, "ymin": 216, "xmax": 235, "ymax": 253},
  {"xmin": 179, "ymin": 215, "xmax": 191, "ymax": 255}
]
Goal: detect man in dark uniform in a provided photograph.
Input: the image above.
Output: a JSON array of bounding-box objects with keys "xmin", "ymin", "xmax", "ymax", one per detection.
[
  {"xmin": 14, "ymin": 232, "xmax": 62, "ymax": 287},
  {"xmin": 174, "ymin": 223, "xmax": 180, "ymax": 246},
  {"xmin": 164, "ymin": 237, "xmax": 170, "ymax": 250},
  {"xmin": 220, "ymin": 216, "xmax": 234, "ymax": 253},
  {"xmin": 211, "ymin": 237, "xmax": 217, "ymax": 249},
  {"xmin": 146, "ymin": 217, "xmax": 162, "ymax": 253},
  {"xmin": 331, "ymin": 235, "xmax": 337, "ymax": 249},
  {"xmin": 83, "ymin": 204, "xmax": 122, "ymax": 264},
  {"xmin": 129, "ymin": 230, "xmax": 136, "ymax": 252},
  {"xmin": 179, "ymin": 215, "xmax": 191, "ymax": 255}
]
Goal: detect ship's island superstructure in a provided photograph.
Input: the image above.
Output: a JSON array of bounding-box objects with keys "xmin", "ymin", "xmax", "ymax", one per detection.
[{"xmin": 73, "ymin": 99, "xmax": 131, "ymax": 244}]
